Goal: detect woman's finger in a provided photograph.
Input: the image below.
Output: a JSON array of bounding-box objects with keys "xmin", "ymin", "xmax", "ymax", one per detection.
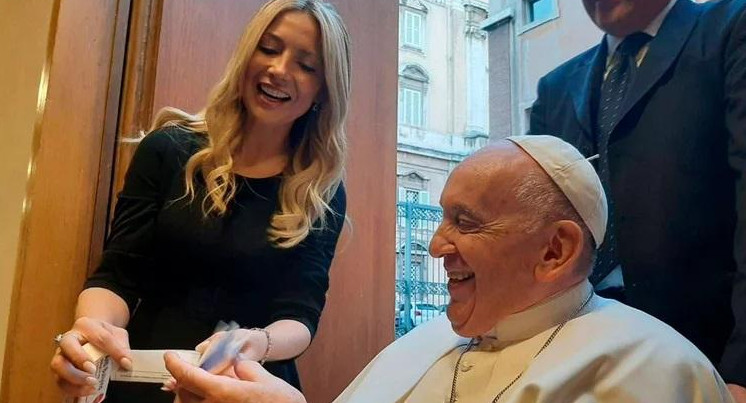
[
  {"xmin": 56, "ymin": 332, "xmax": 97, "ymax": 375},
  {"xmin": 72, "ymin": 318, "xmax": 132, "ymax": 370},
  {"xmin": 54, "ymin": 374, "xmax": 97, "ymax": 398},
  {"xmin": 50, "ymin": 353, "xmax": 98, "ymax": 391},
  {"xmin": 195, "ymin": 331, "xmax": 225, "ymax": 353}
]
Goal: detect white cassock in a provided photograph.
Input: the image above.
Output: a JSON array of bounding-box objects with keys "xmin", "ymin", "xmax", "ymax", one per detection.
[{"xmin": 333, "ymin": 281, "xmax": 733, "ymax": 403}]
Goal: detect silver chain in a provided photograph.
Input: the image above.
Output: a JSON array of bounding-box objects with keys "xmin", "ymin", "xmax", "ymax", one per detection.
[{"xmin": 449, "ymin": 291, "xmax": 594, "ymax": 403}]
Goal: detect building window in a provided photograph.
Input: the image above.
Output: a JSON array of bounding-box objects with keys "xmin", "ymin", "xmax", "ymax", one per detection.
[
  {"xmin": 398, "ymin": 187, "xmax": 430, "ymax": 205},
  {"xmin": 399, "ymin": 87, "xmax": 424, "ymax": 127},
  {"xmin": 400, "ymin": 10, "xmax": 424, "ymax": 49},
  {"xmin": 525, "ymin": 0, "xmax": 555, "ymax": 24}
]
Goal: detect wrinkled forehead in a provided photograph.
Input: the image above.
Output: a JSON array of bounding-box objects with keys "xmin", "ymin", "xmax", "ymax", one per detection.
[{"xmin": 441, "ymin": 148, "xmax": 529, "ymax": 216}]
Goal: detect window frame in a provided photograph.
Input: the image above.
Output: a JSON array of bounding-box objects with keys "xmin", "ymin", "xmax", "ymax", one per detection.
[
  {"xmin": 400, "ymin": 9, "xmax": 425, "ymax": 51},
  {"xmin": 398, "ymin": 86, "xmax": 426, "ymax": 128},
  {"xmin": 519, "ymin": 0, "xmax": 559, "ymax": 33},
  {"xmin": 398, "ymin": 186, "xmax": 430, "ymax": 205}
]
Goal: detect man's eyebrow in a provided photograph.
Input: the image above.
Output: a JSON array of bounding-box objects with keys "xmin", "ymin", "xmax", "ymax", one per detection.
[{"xmin": 450, "ymin": 203, "xmax": 482, "ymax": 220}]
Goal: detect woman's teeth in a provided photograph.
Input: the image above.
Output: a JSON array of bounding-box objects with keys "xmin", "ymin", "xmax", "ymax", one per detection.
[{"xmin": 259, "ymin": 84, "xmax": 290, "ymax": 101}]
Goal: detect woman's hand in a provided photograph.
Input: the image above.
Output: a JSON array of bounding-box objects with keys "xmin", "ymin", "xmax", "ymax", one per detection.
[
  {"xmin": 196, "ymin": 328, "xmax": 269, "ymax": 374},
  {"xmin": 49, "ymin": 317, "xmax": 132, "ymax": 396},
  {"xmin": 165, "ymin": 352, "xmax": 306, "ymax": 403}
]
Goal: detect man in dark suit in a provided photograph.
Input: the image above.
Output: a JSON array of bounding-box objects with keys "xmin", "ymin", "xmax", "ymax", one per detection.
[{"xmin": 530, "ymin": 0, "xmax": 746, "ymax": 399}]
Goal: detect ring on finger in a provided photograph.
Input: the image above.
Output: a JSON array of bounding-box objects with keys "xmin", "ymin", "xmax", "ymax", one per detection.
[
  {"xmin": 53, "ymin": 331, "xmax": 84, "ymax": 347},
  {"xmin": 53, "ymin": 333, "xmax": 64, "ymax": 346}
]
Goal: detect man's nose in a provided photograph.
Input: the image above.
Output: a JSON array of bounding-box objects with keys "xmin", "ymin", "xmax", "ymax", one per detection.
[{"xmin": 429, "ymin": 226, "xmax": 455, "ymax": 258}]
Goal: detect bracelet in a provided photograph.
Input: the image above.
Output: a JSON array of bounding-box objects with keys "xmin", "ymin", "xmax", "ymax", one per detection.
[{"xmin": 250, "ymin": 327, "xmax": 272, "ymax": 365}]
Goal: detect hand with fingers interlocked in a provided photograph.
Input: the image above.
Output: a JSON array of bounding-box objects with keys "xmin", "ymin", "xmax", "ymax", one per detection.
[{"xmin": 49, "ymin": 316, "xmax": 133, "ymax": 397}]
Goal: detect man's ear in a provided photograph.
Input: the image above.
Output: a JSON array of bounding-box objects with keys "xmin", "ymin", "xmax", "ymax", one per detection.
[{"xmin": 534, "ymin": 220, "xmax": 584, "ymax": 283}]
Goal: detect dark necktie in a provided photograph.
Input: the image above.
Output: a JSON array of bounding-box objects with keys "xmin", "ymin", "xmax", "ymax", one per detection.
[{"xmin": 590, "ymin": 32, "xmax": 652, "ymax": 285}]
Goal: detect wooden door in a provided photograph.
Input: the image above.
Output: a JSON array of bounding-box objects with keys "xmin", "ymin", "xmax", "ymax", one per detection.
[{"xmin": 1, "ymin": 1, "xmax": 132, "ymax": 402}]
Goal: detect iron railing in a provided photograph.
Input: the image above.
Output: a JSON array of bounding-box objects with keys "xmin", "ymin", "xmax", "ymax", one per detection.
[{"xmin": 395, "ymin": 202, "xmax": 448, "ymax": 338}]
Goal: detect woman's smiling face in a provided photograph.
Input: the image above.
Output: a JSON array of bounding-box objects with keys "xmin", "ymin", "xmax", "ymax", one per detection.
[{"xmin": 243, "ymin": 10, "xmax": 324, "ymax": 132}]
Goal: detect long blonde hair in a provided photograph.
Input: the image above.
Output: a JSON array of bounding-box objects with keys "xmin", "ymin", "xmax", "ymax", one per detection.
[{"xmin": 151, "ymin": 0, "xmax": 350, "ymax": 248}]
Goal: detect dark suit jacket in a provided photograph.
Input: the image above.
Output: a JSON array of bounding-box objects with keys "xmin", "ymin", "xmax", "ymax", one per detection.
[{"xmin": 530, "ymin": 0, "xmax": 746, "ymax": 385}]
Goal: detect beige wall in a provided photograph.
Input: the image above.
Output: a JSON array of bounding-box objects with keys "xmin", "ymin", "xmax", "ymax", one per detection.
[
  {"xmin": 514, "ymin": 0, "xmax": 600, "ymax": 134},
  {"xmin": 486, "ymin": 0, "xmax": 601, "ymax": 136},
  {"xmin": 0, "ymin": 0, "xmax": 56, "ymax": 385}
]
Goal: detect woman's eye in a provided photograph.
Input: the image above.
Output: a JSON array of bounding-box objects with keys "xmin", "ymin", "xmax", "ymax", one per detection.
[
  {"xmin": 299, "ymin": 63, "xmax": 317, "ymax": 73},
  {"xmin": 258, "ymin": 45, "xmax": 278, "ymax": 55}
]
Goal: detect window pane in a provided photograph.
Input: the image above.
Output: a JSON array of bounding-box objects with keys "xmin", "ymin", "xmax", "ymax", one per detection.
[
  {"xmin": 529, "ymin": 0, "xmax": 554, "ymax": 23},
  {"xmin": 413, "ymin": 14, "xmax": 421, "ymax": 47},
  {"xmin": 402, "ymin": 11, "xmax": 423, "ymax": 48},
  {"xmin": 413, "ymin": 91, "xmax": 422, "ymax": 126},
  {"xmin": 399, "ymin": 88, "xmax": 423, "ymax": 127},
  {"xmin": 405, "ymin": 189, "xmax": 419, "ymax": 203}
]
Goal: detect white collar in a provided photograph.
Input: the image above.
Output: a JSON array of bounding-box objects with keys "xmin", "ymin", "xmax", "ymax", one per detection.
[
  {"xmin": 482, "ymin": 280, "xmax": 593, "ymax": 343},
  {"xmin": 606, "ymin": 0, "xmax": 678, "ymax": 57}
]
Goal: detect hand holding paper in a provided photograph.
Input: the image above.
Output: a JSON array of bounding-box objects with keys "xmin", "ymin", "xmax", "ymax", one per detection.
[
  {"xmin": 51, "ymin": 317, "xmax": 131, "ymax": 399},
  {"xmin": 164, "ymin": 352, "xmax": 306, "ymax": 403}
]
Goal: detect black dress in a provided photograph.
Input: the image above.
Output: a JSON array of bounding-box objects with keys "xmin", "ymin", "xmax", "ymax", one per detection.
[{"xmin": 84, "ymin": 127, "xmax": 346, "ymax": 402}]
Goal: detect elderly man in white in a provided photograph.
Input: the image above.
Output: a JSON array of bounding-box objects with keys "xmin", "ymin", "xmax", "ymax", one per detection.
[{"xmin": 164, "ymin": 135, "xmax": 734, "ymax": 403}]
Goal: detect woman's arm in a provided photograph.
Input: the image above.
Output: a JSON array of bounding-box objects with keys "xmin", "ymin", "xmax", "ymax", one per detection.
[
  {"xmin": 75, "ymin": 287, "xmax": 130, "ymax": 327},
  {"xmin": 51, "ymin": 129, "xmax": 181, "ymax": 397}
]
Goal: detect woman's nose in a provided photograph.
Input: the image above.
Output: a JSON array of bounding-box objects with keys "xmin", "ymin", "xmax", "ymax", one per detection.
[{"xmin": 268, "ymin": 54, "xmax": 291, "ymax": 79}]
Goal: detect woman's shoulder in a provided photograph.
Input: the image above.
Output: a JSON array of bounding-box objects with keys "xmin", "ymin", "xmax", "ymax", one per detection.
[
  {"xmin": 328, "ymin": 181, "xmax": 347, "ymax": 212},
  {"xmin": 141, "ymin": 125, "xmax": 207, "ymax": 157},
  {"xmin": 141, "ymin": 125, "xmax": 204, "ymax": 148},
  {"xmin": 325, "ymin": 181, "xmax": 347, "ymax": 227}
]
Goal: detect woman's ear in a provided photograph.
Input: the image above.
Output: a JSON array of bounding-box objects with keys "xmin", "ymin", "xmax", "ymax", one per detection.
[
  {"xmin": 316, "ymin": 86, "xmax": 329, "ymax": 105},
  {"xmin": 534, "ymin": 220, "xmax": 584, "ymax": 283}
]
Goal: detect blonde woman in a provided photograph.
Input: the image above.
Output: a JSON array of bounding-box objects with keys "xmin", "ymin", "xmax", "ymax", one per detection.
[{"xmin": 50, "ymin": 0, "xmax": 350, "ymax": 401}]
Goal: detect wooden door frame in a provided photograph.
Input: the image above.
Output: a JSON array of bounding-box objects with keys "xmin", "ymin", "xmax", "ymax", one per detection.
[{"xmin": 2, "ymin": 0, "xmax": 131, "ymax": 401}]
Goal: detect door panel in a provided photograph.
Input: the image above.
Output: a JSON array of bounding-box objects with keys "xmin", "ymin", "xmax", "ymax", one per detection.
[{"xmin": 1, "ymin": 1, "xmax": 129, "ymax": 401}]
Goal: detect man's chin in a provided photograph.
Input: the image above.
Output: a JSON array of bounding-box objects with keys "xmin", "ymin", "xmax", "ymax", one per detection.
[
  {"xmin": 446, "ymin": 304, "xmax": 485, "ymax": 337},
  {"xmin": 449, "ymin": 321, "xmax": 486, "ymax": 338}
]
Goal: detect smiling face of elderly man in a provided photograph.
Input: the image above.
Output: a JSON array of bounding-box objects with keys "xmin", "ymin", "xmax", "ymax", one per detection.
[{"xmin": 429, "ymin": 141, "xmax": 596, "ymax": 337}]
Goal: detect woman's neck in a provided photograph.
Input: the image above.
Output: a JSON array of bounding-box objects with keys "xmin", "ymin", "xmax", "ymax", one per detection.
[{"xmin": 233, "ymin": 119, "xmax": 292, "ymax": 178}]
